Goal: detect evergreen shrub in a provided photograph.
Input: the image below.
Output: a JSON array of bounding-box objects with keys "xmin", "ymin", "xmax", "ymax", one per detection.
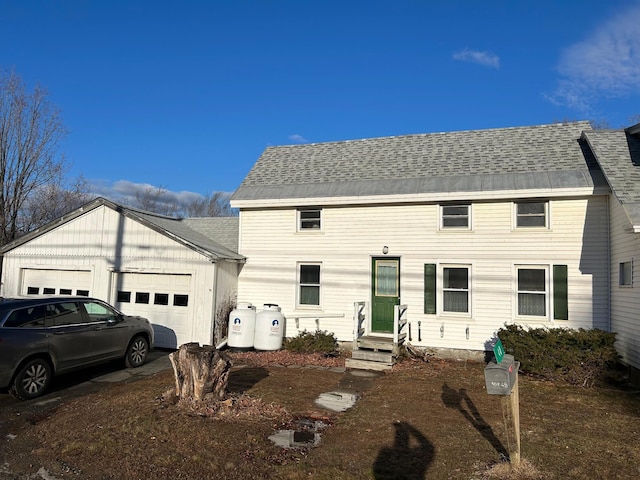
[
  {"xmin": 496, "ymin": 324, "xmax": 620, "ymax": 387},
  {"xmin": 284, "ymin": 330, "xmax": 338, "ymax": 354}
]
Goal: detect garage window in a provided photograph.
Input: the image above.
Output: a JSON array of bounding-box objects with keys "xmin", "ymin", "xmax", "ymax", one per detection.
[
  {"xmin": 60, "ymin": 289, "xmax": 72, "ymax": 295},
  {"xmin": 117, "ymin": 291, "xmax": 131, "ymax": 303},
  {"xmin": 154, "ymin": 293, "xmax": 169, "ymax": 305},
  {"xmin": 43, "ymin": 287, "xmax": 55, "ymax": 294},
  {"xmin": 136, "ymin": 292, "xmax": 150, "ymax": 304},
  {"xmin": 76, "ymin": 290, "xmax": 89, "ymax": 297},
  {"xmin": 173, "ymin": 294, "xmax": 189, "ymax": 307},
  {"xmin": 27, "ymin": 287, "xmax": 39, "ymax": 295}
]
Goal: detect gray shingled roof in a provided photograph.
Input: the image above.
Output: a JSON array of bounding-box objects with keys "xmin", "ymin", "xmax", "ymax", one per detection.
[
  {"xmin": 232, "ymin": 121, "xmax": 605, "ymax": 202},
  {"xmin": 182, "ymin": 217, "xmax": 239, "ymax": 252},
  {"xmin": 582, "ymin": 127, "xmax": 640, "ymax": 229}
]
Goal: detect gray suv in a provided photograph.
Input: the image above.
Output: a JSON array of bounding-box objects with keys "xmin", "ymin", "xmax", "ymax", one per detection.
[{"xmin": 0, "ymin": 296, "xmax": 154, "ymax": 400}]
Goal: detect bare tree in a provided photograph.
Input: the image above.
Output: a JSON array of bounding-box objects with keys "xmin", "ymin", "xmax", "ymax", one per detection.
[
  {"xmin": 133, "ymin": 185, "xmax": 180, "ymax": 216},
  {"xmin": 184, "ymin": 191, "xmax": 235, "ymax": 217},
  {"xmin": 19, "ymin": 176, "xmax": 94, "ymax": 232},
  {"xmin": 0, "ymin": 69, "xmax": 67, "ymax": 244}
]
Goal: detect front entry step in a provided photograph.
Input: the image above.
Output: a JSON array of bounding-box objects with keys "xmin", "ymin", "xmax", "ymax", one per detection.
[
  {"xmin": 351, "ymin": 350, "xmax": 394, "ymax": 363},
  {"xmin": 345, "ymin": 358, "xmax": 393, "ymax": 371}
]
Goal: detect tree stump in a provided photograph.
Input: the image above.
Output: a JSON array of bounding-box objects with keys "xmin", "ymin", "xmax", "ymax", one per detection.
[{"xmin": 169, "ymin": 343, "xmax": 232, "ymax": 402}]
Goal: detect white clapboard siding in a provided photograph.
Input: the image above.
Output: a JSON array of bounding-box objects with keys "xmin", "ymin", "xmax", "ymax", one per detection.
[
  {"xmin": 609, "ymin": 197, "xmax": 640, "ymax": 370},
  {"xmin": 237, "ymin": 196, "xmax": 610, "ymax": 351}
]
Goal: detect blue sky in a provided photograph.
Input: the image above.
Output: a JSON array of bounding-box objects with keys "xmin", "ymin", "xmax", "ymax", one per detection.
[{"xmin": 1, "ymin": 0, "xmax": 639, "ymax": 206}]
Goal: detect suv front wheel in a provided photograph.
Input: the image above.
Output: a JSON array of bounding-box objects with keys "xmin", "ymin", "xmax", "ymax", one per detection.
[
  {"xmin": 10, "ymin": 358, "xmax": 53, "ymax": 400},
  {"xmin": 125, "ymin": 335, "xmax": 149, "ymax": 368}
]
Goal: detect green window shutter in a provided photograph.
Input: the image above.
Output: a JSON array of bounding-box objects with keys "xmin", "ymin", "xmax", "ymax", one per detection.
[
  {"xmin": 553, "ymin": 265, "xmax": 568, "ymax": 320},
  {"xmin": 424, "ymin": 263, "xmax": 437, "ymax": 314}
]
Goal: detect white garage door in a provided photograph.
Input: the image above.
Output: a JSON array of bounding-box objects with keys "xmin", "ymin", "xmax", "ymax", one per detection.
[
  {"xmin": 115, "ymin": 273, "xmax": 192, "ymax": 349},
  {"xmin": 21, "ymin": 269, "xmax": 92, "ymax": 296}
]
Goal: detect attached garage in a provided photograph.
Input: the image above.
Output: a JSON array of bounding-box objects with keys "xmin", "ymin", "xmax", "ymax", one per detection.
[{"xmin": 0, "ymin": 197, "xmax": 244, "ymax": 349}]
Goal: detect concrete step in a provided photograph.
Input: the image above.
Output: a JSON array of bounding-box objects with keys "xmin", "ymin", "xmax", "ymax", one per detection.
[
  {"xmin": 345, "ymin": 358, "xmax": 394, "ymax": 371},
  {"xmin": 351, "ymin": 350, "xmax": 394, "ymax": 363}
]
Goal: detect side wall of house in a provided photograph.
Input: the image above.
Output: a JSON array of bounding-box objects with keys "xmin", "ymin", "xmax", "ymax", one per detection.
[
  {"xmin": 609, "ymin": 197, "xmax": 640, "ymax": 370},
  {"xmin": 237, "ymin": 196, "xmax": 610, "ymax": 351},
  {"xmin": 0, "ymin": 205, "xmax": 218, "ymax": 347}
]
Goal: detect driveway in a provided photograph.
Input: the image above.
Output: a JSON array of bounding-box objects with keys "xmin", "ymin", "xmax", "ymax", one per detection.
[{"xmin": 0, "ymin": 349, "xmax": 172, "ymax": 414}]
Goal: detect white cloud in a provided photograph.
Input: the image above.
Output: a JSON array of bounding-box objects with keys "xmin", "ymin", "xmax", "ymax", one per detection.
[
  {"xmin": 288, "ymin": 134, "xmax": 309, "ymax": 143},
  {"xmin": 548, "ymin": 4, "xmax": 640, "ymax": 111},
  {"xmin": 452, "ymin": 48, "xmax": 500, "ymax": 69},
  {"xmin": 89, "ymin": 179, "xmax": 206, "ymax": 210}
]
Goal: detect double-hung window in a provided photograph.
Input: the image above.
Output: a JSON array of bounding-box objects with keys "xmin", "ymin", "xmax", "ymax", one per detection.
[
  {"xmin": 441, "ymin": 204, "xmax": 470, "ymax": 229},
  {"xmin": 515, "ymin": 201, "xmax": 547, "ymax": 228},
  {"xmin": 516, "ymin": 265, "xmax": 568, "ymax": 320},
  {"xmin": 298, "ymin": 263, "xmax": 321, "ymax": 307},
  {"xmin": 298, "ymin": 209, "xmax": 322, "ymax": 230},
  {"xmin": 443, "ymin": 266, "xmax": 470, "ymax": 313},
  {"xmin": 423, "ymin": 264, "xmax": 470, "ymax": 315},
  {"xmin": 517, "ymin": 267, "xmax": 547, "ymax": 316}
]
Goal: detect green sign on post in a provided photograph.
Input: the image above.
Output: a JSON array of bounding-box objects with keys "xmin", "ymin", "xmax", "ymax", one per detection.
[{"xmin": 493, "ymin": 339, "xmax": 505, "ymax": 363}]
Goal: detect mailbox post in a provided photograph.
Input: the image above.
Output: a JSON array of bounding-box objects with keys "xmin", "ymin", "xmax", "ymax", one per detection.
[{"xmin": 484, "ymin": 345, "xmax": 521, "ymax": 465}]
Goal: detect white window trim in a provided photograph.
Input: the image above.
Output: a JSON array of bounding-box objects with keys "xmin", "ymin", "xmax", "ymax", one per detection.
[
  {"xmin": 514, "ymin": 264, "xmax": 550, "ymax": 320},
  {"xmin": 439, "ymin": 204, "xmax": 472, "ymax": 231},
  {"xmin": 296, "ymin": 262, "xmax": 322, "ymax": 309},
  {"xmin": 438, "ymin": 264, "xmax": 472, "ymax": 317},
  {"xmin": 296, "ymin": 208, "xmax": 323, "ymax": 232},
  {"xmin": 513, "ymin": 201, "xmax": 549, "ymax": 230}
]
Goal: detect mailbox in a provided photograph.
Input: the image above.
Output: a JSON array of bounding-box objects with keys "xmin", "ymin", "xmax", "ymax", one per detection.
[{"xmin": 484, "ymin": 354, "xmax": 519, "ymax": 395}]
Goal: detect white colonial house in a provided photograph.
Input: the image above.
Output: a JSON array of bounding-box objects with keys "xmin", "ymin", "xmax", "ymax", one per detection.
[
  {"xmin": 0, "ymin": 198, "xmax": 244, "ymax": 349},
  {"xmin": 230, "ymin": 121, "xmax": 618, "ymax": 368}
]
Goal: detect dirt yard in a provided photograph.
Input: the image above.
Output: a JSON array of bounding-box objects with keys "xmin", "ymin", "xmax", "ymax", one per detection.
[{"xmin": 0, "ymin": 351, "xmax": 639, "ymax": 479}]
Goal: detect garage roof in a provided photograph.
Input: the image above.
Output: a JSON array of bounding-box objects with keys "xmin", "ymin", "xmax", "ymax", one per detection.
[{"xmin": 1, "ymin": 197, "xmax": 244, "ymax": 262}]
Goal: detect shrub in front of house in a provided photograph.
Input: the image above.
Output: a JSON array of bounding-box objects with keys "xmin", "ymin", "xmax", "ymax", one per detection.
[
  {"xmin": 284, "ymin": 330, "xmax": 338, "ymax": 355},
  {"xmin": 496, "ymin": 324, "xmax": 621, "ymax": 387}
]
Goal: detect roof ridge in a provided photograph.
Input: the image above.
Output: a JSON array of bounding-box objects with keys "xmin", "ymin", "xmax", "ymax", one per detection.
[{"xmin": 271, "ymin": 121, "xmax": 592, "ymax": 149}]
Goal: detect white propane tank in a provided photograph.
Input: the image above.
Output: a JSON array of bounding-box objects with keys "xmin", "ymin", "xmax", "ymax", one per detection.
[
  {"xmin": 254, "ymin": 304, "xmax": 285, "ymax": 351},
  {"xmin": 227, "ymin": 302, "xmax": 257, "ymax": 350}
]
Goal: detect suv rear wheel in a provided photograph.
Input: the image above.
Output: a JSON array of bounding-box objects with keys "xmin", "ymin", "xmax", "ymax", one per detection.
[
  {"xmin": 125, "ymin": 335, "xmax": 149, "ymax": 368},
  {"xmin": 10, "ymin": 358, "xmax": 53, "ymax": 400}
]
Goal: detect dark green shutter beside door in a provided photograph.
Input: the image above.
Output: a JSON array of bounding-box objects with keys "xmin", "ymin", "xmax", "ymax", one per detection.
[
  {"xmin": 553, "ymin": 265, "xmax": 568, "ymax": 320},
  {"xmin": 424, "ymin": 264, "xmax": 436, "ymax": 314}
]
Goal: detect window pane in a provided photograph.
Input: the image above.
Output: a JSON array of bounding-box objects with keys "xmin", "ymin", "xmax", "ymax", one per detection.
[
  {"xmin": 376, "ymin": 263, "xmax": 398, "ymax": 296},
  {"xmin": 135, "ymin": 292, "xmax": 150, "ymax": 304},
  {"xmin": 43, "ymin": 287, "xmax": 55, "ymax": 294},
  {"xmin": 517, "ymin": 202, "xmax": 546, "ymax": 227},
  {"xmin": 76, "ymin": 290, "xmax": 90, "ymax": 297},
  {"xmin": 300, "ymin": 265, "xmax": 320, "ymax": 283},
  {"xmin": 442, "ymin": 205, "xmax": 469, "ymax": 228},
  {"xmin": 444, "ymin": 268, "xmax": 468, "ymax": 289},
  {"xmin": 517, "ymin": 203, "xmax": 545, "ymax": 215},
  {"xmin": 117, "ymin": 291, "xmax": 131, "ymax": 303},
  {"xmin": 154, "ymin": 293, "xmax": 169, "ymax": 305},
  {"xmin": 444, "ymin": 291, "xmax": 468, "ymax": 312},
  {"xmin": 4, "ymin": 306, "xmax": 47, "ymax": 328},
  {"xmin": 518, "ymin": 269, "xmax": 545, "ymax": 291},
  {"xmin": 300, "ymin": 286, "xmax": 320, "ymax": 305},
  {"xmin": 299, "ymin": 210, "xmax": 321, "ymax": 229},
  {"xmin": 518, "ymin": 293, "xmax": 546, "ymax": 316},
  {"xmin": 173, "ymin": 294, "xmax": 189, "ymax": 307},
  {"xmin": 27, "ymin": 287, "xmax": 39, "ymax": 295},
  {"xmin": 48, "ymin": 302, "xmax": 84, "ymax": 326},
  {"xmin": 620, "ymin": 262, "xmax": 632, "ymax": 286},
  {"xmin": 60, "ymin": 289, "xmax": 72, "ymax": 295}
]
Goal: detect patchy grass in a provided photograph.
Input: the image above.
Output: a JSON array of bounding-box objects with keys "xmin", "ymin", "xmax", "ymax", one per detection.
[{"xmin": 1, "ymin": 353, "xmax": 639, "ymax": 479}]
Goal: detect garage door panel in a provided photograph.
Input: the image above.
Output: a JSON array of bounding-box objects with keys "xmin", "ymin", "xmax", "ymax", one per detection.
[
  {"xmin": 115, "ymin": 273, "xmax": 192, "ymax": 349},
  {"xmin": 22, "ymin": 269, "xmax": 91, "ymax": 296}
]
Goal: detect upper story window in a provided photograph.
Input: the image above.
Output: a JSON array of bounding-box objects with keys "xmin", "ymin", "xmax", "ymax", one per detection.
[
  {"xmin": 620, "ymin": 260, "xmax": 633, "ymax": 286},
  {"xmin": 441, "ymin": 204, "xmax": 470, "ymax": 229},
  {"xmin": 515, "ymin": 201, "xmax": 547, "ymax": 228},
  {"xmin": 298, "ymin": 209, "xmax": 322, "ymax": 231}
]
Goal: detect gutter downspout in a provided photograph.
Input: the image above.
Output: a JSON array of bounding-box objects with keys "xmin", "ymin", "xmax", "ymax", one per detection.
[
  {"xmin": 210, "ymin": 258, "xmax": 219, "ymax": 346},
  {"xmin": 606, "ymin": 195, "xmax": 612, "ymax": 333}
]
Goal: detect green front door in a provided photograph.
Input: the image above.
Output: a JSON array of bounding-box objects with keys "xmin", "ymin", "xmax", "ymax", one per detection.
[{"xmin": 371, "ymin": 257, "xmax": 400, "ymax": 333}]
